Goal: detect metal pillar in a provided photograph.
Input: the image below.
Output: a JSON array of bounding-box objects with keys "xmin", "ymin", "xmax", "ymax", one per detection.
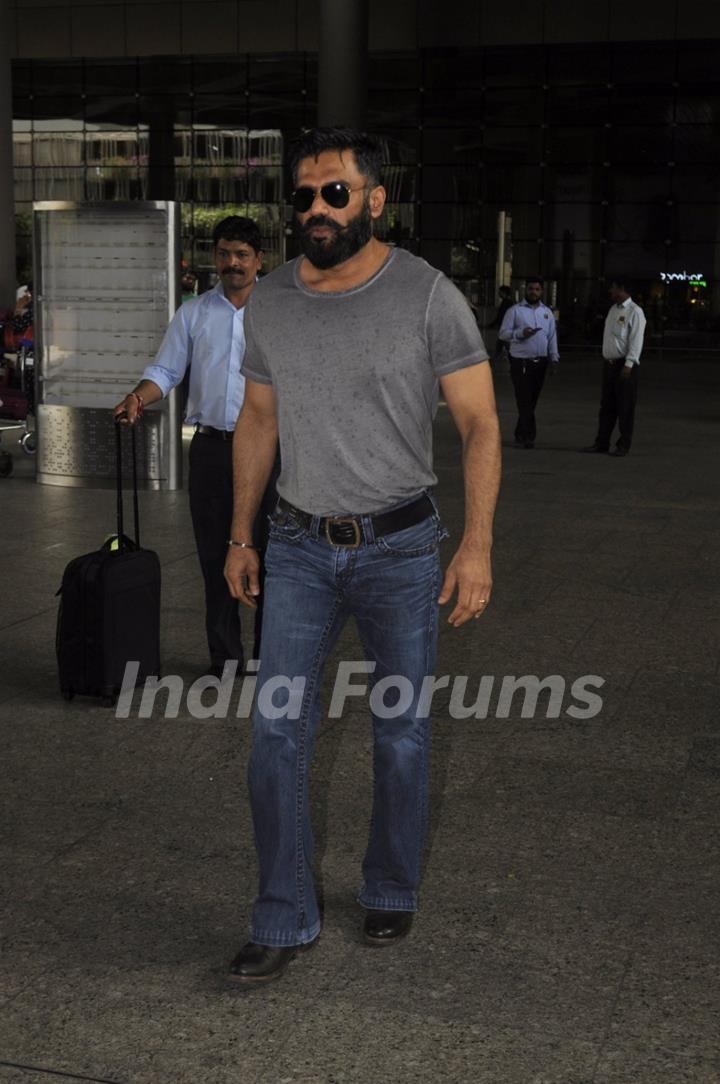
[
  {"xmin": 0, "ymin": 0, "xmax": 16, "ymax": 309},
  {"xmin": 318, "ymin": 0, "xmax": 368, "ymax": 129}
]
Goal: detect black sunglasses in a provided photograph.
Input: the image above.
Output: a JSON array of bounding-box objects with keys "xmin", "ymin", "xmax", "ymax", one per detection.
[{"xmin": 291, "ymin": 181, "xmax": 367, "ymax": 213}]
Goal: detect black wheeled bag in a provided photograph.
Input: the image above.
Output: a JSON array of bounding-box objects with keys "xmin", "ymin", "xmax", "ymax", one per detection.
[{"xmin": 56, "ymin": 420, "xmax": 161, "ymax": 704}]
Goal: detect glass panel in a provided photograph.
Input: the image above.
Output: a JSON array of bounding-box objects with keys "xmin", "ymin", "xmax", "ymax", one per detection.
[
  {"xmin": 675, "ymin": 204, "xmax": 720, "ymax": 243},
  {"xmin": 85, "ymin": 128, "xmax": 140, "ymax": 169},
  {"xmin": 368, "ymin": 89, "xmax": 419, "ymax": 128},
  {"xmin": 604, "ymin": 242, "xmax": 667, "ymax": 277},
  {"xmin": 14, "ymin": 167, "xmax": 33, "ymax": 203},
  {"xmin": 32, "ymin": 61, "xmax": 83, "ymax": 96},
  {"xmin": 32, "ymin": 98, "xmax": 84, "ymax": 126},
  {"xmin": 423, "ymin": 88, "xmax": 484, "ymax": 127},
  {"xmin": 139, "ymin": 95, "xmax": 193, "ymax": 129},
  {"xmin": 543, "ymin": 203, "xmax": 603, "ymax": 240},
  {"xmin": 12, "ymin": 131, "xmax": 32, "ymax": 168},
  {"xmin": 423, "ymin": 52, "xmax": 482, "ymax": 89},
  {"xmin": 484, "ymin": 87, "xmax": 544, "ymax": 124},
  {"xmin": 609, "ymin": 126, "xmax": 672, "ymax": 164},
  {"xmin": 369, "ymin": 53, "xmax": 421, "ymax": 88},
  {"xmin": 377, "ymin": 203, "xmax": 417, "ymax": 246},
  {"xmin": 12, "ymin": 96, "xmax": 33, "ymax": 123},
  {"xmin": 674, "ymin": 90, "xmax": 720, "ymax": 125},
  {"xmin": 611, "ymin": 86, "xmax": 674, "ymax": 121},
  {"xmin": 84, "ymin": 97, "xmax": 139, "ymax": 126},
  {"xmin": 138, "ymin": 58, "xmax": 193, "ymax": 95},
  {"xmin": 544, "ymin": 165, "xmax": 604, "ymax": 202},
  {"xmin": 85, "ymin": 166, "xmax": 143, "ymax": 200},
  {"xmin": 545, "ymin": 126, "xmax": 606, "ymax": 165},
  {"xmin": 33, "ymin": 131, "xmax": 84, "ymax": 167},
  {"xmin": 484, "ymin": 46, "xmax": 545, "ymax": 86},
  {"xmin": 422, "ymin": 164, "xmax": 480, "ymax": 202},
  {"xmin": 193, "ymin": 97, "xmax": 249, "ymax": 126},
  {"xmin": 383, "ymin": 165, "xmax": 418, "ymax": 203},
  {"xmin": 671, "ymin": 167, "xmax": 720, "ymax": 203},
  {"xmin": 34, "ymin": 167, "xmax": 85, "ymax": 201},
  {"xmin": 548, "ymin": 87, "xmax": 609, "ymax": 125},
  {"xmin": 482, "ymin": 127, "xmax": 543, "ymax": 163},
  {"xmin": 606, "ymin": 203, "xmax": 671, "ymax": 243},
  {"xmin": 485, "ymin": 166, "xmax": 543, "ymax": 203},
  {"xmin": 248, "ymin": 56, "xmax": 305, "ymax": 94},
  {"xmin": 11, "ymin": 60, "xmax": 32, "ymax": 95},
  {"xmin": 422, "ymin": 127, "xmax": 482, "ymax": 165},
  {"xmin": 673, "ymin": 126, "xmax": 720, "ymax": 163},
  {"xmin": 677, "ymin": 44, "xmax": 720, "ymax": 83},
  {"xmin": 610, "ymin": 167, "xmax": 671, "ymax": 202},
  {"xmin": 546, "ymin": 46, "xmax": 609, "ymax": 86},
  {"xmin": 85, "ymin": 60, "xmax": 138, "ymax": 97},
  {"xmin": 611, "ymin": 43, "xmax": 675, "ymax": 84},
  {"xmin": 194, "ymin": 58, "xmax": 247, "ymax": 95}
]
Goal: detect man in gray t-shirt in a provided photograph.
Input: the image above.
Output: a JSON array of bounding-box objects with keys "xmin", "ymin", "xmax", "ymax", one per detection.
[{"xmin": 224, "ymin": 127, "xmax": 501, "ymax": 986}]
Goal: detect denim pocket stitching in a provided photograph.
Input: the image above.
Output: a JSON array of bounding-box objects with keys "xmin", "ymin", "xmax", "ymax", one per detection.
[{"xmin": 375, "ymin": 517, "xmax": 444, "ymax": 558}]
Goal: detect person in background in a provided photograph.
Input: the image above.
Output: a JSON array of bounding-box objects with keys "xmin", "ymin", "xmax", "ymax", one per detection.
[
  {"xmin": 486, "ymin": 284, "xmax": 512, "ymax": 366},
  {"xmin": 583, "ymin": 277, "xmax": 646, "ymax": 458},
  {"xmin": 114, "ymin": 216, "xmax": 276, "ymax": 677},
  {"xmin": 499, "ymin": 276, "xmax": 559, "ymax": 449}
]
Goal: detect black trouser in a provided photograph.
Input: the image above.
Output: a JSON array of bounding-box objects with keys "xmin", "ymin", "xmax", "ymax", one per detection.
[
  {"xmin": 595, "ymin": 359, "xmax": 638, "ymax": 452},
  {"xmin": 509, "ymin": 356, "xmax": 549, "ymax": 443},
  {"xmin": 188, "ymin": 432, "xmax": 279, "ymax": 668}
]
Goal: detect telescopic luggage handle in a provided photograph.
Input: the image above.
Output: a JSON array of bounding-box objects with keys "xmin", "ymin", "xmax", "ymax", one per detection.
[{"xmin": 114, "ymin": 415, "xmax": 141, "ymax": 551}]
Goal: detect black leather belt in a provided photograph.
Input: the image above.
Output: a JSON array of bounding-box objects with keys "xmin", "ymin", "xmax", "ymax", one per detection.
[
  {"xmin": 195, "ymin": 425, "xmax": 234, "ymax": 441},
  {"xmin": 277, "ymin": 494, "xmax": 434, "ymax": 548}
]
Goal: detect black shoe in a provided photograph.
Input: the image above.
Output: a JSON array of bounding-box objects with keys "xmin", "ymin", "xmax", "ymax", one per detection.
[
  {"xmin": 582, "ymin": 444, "xmax": 608, "ymax": 453},
  {"xmin": 227, "ymin": 940, "xmax": 314, "ymax": 985},
  {"xmin": 363, "ymin": 910, "xmax": 414, "ymax": 946},
  {"xmin": 610, "ymin": 447, "xmax": 629, "ymax": 457}
]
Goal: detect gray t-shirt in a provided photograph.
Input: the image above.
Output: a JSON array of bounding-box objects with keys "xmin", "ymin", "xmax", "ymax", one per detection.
[{"xmin": 243, "ymin": 246, "xmax": 488, "ymax": 515}]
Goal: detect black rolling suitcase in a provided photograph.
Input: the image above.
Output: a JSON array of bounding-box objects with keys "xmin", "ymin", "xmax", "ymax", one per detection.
[{"xmin": 56, "ymin": 420, "xmax": 161, "ymax": 705}]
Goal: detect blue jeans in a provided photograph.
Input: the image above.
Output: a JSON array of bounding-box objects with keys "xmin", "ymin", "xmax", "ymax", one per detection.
[{"xmin": 247, "ymin": 496, "xmax": 446, "ymax": 947}]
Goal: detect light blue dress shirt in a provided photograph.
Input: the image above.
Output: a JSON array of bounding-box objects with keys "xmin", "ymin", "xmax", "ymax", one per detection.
[
  {"xmin": 498, "ymin": 300, "xmax": 559, "ymax": 361},
  {"xmin": 142, "ymin": 281, "xmax": 247, "ymax": 431}
]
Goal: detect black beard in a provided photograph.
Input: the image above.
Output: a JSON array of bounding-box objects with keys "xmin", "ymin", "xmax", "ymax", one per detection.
[{"xmin": 294, "ymin": 199, "xmax": 373, "ymax": 270}]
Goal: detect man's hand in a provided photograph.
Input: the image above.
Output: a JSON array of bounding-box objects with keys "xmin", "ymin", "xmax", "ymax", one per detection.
[
  {"xmin": 522, "ymin": 327, "xmax": 538, "ymax": 339},
  {"xmin": 620, "ymin": 365, "xmax": 633, "ymax": 380},
  {"xmin": 224, "ymin": 545, "xmax": 261, "ymax": 609},
  {"xmin": 113, "ymin": 392, "xmax": 143, "ymax": 425},
  {"xmin": 438, "ymin": 543, "xmax": 493, "ymax": 627}
]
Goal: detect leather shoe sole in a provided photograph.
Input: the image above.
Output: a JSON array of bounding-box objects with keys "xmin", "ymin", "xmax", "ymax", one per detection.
[
  {"xmin": 363, "ymin": 909, "xmax": 414, "ymax": 946},
  {"xmin": 227, "ymin": 939, "xmax": 315, "ymax": 985}
]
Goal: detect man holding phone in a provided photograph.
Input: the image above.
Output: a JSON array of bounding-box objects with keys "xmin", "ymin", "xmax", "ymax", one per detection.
[{"xmin": 499, "ymin": 276, "xmax": 559, "ymax": 449}]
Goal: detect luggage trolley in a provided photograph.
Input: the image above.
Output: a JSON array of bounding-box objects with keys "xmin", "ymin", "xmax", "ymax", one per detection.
[{"xmin": 0, "ymin": 338, "xmax": 36, "ymax": 477}]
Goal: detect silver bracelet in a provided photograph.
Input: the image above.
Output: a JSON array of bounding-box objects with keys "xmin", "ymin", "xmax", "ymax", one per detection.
[{"xmin": 227, "ymin": 540, "xmax": 256, "ymax": 548}]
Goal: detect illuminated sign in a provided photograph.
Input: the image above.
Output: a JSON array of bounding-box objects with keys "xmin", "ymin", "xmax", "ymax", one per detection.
[{"xmin": 660, "ymin": 272, "xmax": 707, "ymax": 287}]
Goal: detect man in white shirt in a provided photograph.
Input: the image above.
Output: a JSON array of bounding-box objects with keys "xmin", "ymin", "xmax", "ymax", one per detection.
[{"xmin": 583, "ymin": 278, "xmax": 646, "ymax": 458}]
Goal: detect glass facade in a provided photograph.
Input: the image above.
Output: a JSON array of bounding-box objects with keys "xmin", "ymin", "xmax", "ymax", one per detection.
[{"xmin": 12, "ymin": 42, "xmax": 720, "ymax": 348}]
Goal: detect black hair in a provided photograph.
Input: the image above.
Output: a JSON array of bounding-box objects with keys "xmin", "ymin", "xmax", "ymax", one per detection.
[
  {"xmin": 212, "ymin": 216, "xmax": 262, "ymax": 253},
  {"xmin": 608, "ymin": 275, "xmax": 632, "ymax": 293},
  {"xmin": 289, "ymin": 127, "xmax": 384, "ymax": 187},
  {"xmin": 499, "ymin": 285, "xmax": 511, "ymax": 295},
  {"xmin": 525, "ymin": 276, "xmax": 544, "ymax": 287}
]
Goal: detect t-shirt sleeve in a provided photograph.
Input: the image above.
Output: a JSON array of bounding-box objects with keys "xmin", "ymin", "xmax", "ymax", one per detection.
[
  {"xmin": 240, "ymin": 296, "xmax": 273, "ymax": 385},
  {"xmin": 425, "ymin": 273, "xmax": 489, "ymax": 376}
]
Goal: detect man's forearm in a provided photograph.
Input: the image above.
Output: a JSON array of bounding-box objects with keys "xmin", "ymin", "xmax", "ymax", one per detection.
[
  {"xmin": 460, "ymin": 417, "xmax": 502, "ymax": 551},
  {"xmin": 131, "ymin": 379, "xmax": 164, "ymax": 406},
  {"xmin": 230, "ymin": 403, "xmax": 279, "ymax": 540}
]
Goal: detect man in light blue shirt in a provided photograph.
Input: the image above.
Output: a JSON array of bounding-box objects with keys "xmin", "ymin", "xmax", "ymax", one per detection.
[
  {"xmin": 115, "ymin": 217, "xmax": 273, "ymax": 677},
  {"xmin": 499, "ymin": 276, "xmax": 559, "ymax": 449}
]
